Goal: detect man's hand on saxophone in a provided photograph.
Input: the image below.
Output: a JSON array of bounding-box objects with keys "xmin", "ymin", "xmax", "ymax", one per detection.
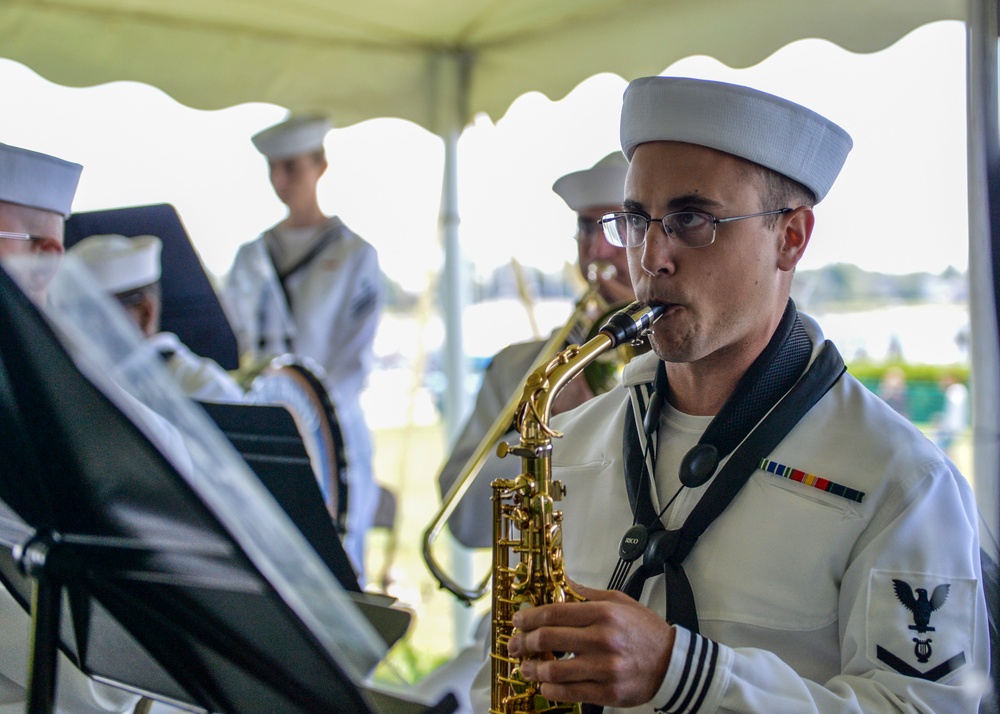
[{"xmin": 507, "ymin": 582, "xmax": 675, "ymax": 708}]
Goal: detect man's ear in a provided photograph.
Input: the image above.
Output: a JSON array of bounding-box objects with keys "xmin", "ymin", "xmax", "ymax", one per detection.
[{"xmin": 777, "ymin": 206, "xmax": 814, "ymax": 272}]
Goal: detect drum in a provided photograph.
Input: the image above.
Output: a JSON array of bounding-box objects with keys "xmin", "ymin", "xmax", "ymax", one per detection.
[{"xmin": 245, "ymin": 355, "xmax": 348, "ymax": 534}]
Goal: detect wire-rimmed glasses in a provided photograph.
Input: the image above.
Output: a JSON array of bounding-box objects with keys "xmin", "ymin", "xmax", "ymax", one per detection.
[
  {"xmin": 0, "ymin": 231, "xmax": 50, "ymax": 242},
  {"xmin": 600, "ymin": 208, "xmax": 791, "ymax": 249}
]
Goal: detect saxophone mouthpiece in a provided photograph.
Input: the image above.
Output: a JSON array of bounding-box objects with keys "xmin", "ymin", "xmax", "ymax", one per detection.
[{"xmin": 599, "ymin": 302, "xmax": 667, "ymax": 347}]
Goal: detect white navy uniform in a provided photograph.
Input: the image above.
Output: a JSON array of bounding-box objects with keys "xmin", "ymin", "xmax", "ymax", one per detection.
[
  {"xmin": 224, "ymin": 217, "xmax": 381, "ymax": 575},
  {"xmin": 0, "ymin": 145, "xmax": 141, "ymax": 714},
  {"xmin": 471, "ymin": 314, "xmax": 990, "ymax": 712},
  {"xmin": 148, "ymin": 331, "xmax": 244, "ymax": 403}
]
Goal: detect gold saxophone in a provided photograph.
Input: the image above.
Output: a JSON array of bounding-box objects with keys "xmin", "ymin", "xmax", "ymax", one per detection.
[{"xmin": 490, "ymin": 301, "xmax": 665, "ymax": 714}]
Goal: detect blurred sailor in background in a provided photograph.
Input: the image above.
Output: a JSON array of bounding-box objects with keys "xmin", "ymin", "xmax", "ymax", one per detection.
[
  {"xmin": 69, "ymin": 233, "xmax": 245, "ymax": 403},
  {"xmin": 418, "ymin": 153, "xmax": 635, "ymax": 713},
  {"xmin": 437, "ymin": 151, "xmax": 634, "ymax": 549},
  {"xmin": 223, "ymin": 116, "xmax": 382, "ymax": 579}
]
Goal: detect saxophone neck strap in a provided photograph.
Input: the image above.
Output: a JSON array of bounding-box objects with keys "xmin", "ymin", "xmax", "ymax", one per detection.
[
  {"xmin": 618, "ymin": 301, "xmax": 847, "ymax": 632},
  {"xmin": 624, "ymin": 299, "xmax": 808, "ymax": 525}
]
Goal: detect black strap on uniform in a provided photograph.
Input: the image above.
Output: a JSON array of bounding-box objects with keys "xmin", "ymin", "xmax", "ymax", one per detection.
[
  {"xmin": 618, "ymin": 302, "xmax": 846, "ymax": 633},
  {"xmin": 257, "ymin": 222, "xmax": 342, "ymax": 351},
  {"xmin": 274, "ymin": 222, "xmax": 342, "ymax": 284}
]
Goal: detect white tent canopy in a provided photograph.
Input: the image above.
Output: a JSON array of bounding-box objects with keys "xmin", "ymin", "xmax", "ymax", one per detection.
[{"xmin": 0, "ymin": 0, "xmax": 966, "ymax": 134}]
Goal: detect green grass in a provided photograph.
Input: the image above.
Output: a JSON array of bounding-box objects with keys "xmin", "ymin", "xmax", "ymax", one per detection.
[{"xmin": 365, "ymin": 422, "xmax": 491, "ymax": 685}]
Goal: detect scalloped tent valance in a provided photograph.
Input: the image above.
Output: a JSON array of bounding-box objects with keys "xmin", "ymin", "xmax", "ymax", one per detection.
[{"xmin": 0, "ymin": 0, "xmax": 964, "ymax": 135}]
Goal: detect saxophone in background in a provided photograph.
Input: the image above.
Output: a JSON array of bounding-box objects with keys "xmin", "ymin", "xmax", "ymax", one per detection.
[{"xmin": 490, "ymin": 301, "xmax": 665, "ymax": 714}]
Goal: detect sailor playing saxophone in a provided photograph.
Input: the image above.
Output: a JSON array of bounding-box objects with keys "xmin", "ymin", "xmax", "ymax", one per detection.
[{"xmin": 470, "ymin": 77, "xmax": 991, "ymax": 712}]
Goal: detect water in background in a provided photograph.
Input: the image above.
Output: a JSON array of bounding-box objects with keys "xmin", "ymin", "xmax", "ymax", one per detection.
[
  {"xmin": 361, "ymin": 300, "xmax": 970, "ymax": 430},
  {"xmin": 813, "ymin": 303, "xmax": 969, "ymax": 365}
]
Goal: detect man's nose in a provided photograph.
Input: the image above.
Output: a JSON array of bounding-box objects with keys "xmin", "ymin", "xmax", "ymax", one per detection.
[
  {"xmin": 638, "ymin": 221, "xmax": 678, "ymax": 275},
  {"xmin": 269, "ymin": 167, "xmax": 288, "ymax": 188}
]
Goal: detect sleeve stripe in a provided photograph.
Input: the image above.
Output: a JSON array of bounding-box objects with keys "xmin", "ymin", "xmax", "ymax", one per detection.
[
  {"xmin": 659, "ymin": 632, "xmax": 698, "ymax": 712},
  {"xmin": 689, "ymin": 639, "xmax": 718, "ymax": 712},
  {"xmin": 658, "ymin": 633, "xmax": 719, "ymax": 714}
]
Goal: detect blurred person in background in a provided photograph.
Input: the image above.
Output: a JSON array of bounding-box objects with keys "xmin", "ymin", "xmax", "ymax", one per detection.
[
  {"xmin": 70, "ymin": 233, "xmax": 245, "ymax": 403},
  {"xmin": 877, "ymin": 365, "xmax": 910, "ymax": 419},
  {"xmin": 437, "ymin": 151, "xmax": 634, "ymax": 550},
  {"xmin": 934, "ymin": 372, "xmax": 969, "ymax": 460},
  {"xmin": 419, "ymin": 152, "xmax": 634, "ymax": 713},
  {"xmin": 223, "ymin": 115, "xmax": 382, "ymax": 580}
]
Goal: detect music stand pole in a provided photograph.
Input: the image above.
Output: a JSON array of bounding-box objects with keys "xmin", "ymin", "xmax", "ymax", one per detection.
[{"xmin": 15, "ymin": 532, "xmax": 72, "ymax": 714}]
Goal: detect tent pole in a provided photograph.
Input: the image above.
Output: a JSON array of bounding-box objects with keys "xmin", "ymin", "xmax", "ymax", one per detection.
[
  {"xmin": 967, "ymin": 0, "xmax": 1000, "ymax": 554},
  {"xmin": 441, "ymin": 126, "xmax": 469, "ymax": 446},
  {"xmin": 434, "ymin": 49, "xmax": 478, "ymax": 654}
]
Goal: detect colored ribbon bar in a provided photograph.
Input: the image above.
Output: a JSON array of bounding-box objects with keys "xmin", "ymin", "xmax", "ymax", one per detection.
[{"xmin": 758, "ymin": 458, "xmax": 865, "ymax": 504}]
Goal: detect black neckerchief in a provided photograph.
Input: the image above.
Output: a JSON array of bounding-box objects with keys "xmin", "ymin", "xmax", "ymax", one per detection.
[
  {"xmin": 268, "ymin": 220, "xmax": 343, "ymax": 285},
  {"xmin": 256, "ymin": 221, "xmax": 343, "ymax": 352},
  {"xmin": 610, "ymin": 299, "xmax": 845, "ymax": 634}
]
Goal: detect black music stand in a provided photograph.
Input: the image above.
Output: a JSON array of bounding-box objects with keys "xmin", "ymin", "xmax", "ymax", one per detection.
[
  {"xmin": 198, "ymin": 399, "xmax": 416, "ymax": 653},
  {"xmin": 0, "ymin": 256, "xmax": 455, "ymax": 714},
  {"xmin": 197, "ymin": 400, "xmax": 360, "ymax": 593},
  {"xmin": 65, "ymin": 203, "xmax": 239, "ymax": 370}
]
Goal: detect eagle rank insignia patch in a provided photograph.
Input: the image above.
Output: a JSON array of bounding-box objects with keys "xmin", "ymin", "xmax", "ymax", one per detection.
[{"xmin": 867, "ymin": 569, "xmax": 977, "ymax": 681}]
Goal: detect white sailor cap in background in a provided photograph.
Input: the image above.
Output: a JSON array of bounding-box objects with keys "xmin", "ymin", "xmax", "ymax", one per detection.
[
  {"xmin": 251, "ymin": 115, "xmax": 331, "ymax": 160},
  {"xmin": 552, "ymin": 152, "xmax": 628, "ymax": 211},
  {"xmin": 620, "ymin": 77, "xmax": 853, "ymax": 203},
  {"xmin": 69, "ymin": 234, "xmax": 162, "ymax": 295},
  {"xmin": 0, "ymin": 142, "xmax": 83, "ymax": 218}
]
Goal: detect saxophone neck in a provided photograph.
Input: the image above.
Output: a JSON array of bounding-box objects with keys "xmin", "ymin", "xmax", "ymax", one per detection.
[
  {"xmin": 515, "ymin": 334, "xmax": 615, "ymax": 439},
  {"xmin": 514, "ymin": 301, "xmax": 665, "ymax": 438}
]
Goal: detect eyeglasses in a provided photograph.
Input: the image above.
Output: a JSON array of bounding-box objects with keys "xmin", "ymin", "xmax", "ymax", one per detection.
[
  {"xmin": 0, "ymin": 231, "xmax": 52, "ymax": 242},
  {"xmin": 600, "ymin": 208, "xmax": 792, "ymax": 249}
]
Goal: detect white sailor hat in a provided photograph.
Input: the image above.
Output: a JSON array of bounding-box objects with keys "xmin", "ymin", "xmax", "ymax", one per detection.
[
  {"xmin": 620, "ymin": 77, "xmax": 853, "ymax": 203},
  {"xmin": 552, "ymin": 152, "xmax": 628, "ymax": 211},
  {"xmin": 0, "ymin": 142, "xmax": 83, "ymax": 218},
  {"xmin": 69, "ymin": 234, "xmax": 162, "ymax": 295},
  {"xmin": 251, "ymin": 115, "xmax": 331, "ymax": 160}
]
